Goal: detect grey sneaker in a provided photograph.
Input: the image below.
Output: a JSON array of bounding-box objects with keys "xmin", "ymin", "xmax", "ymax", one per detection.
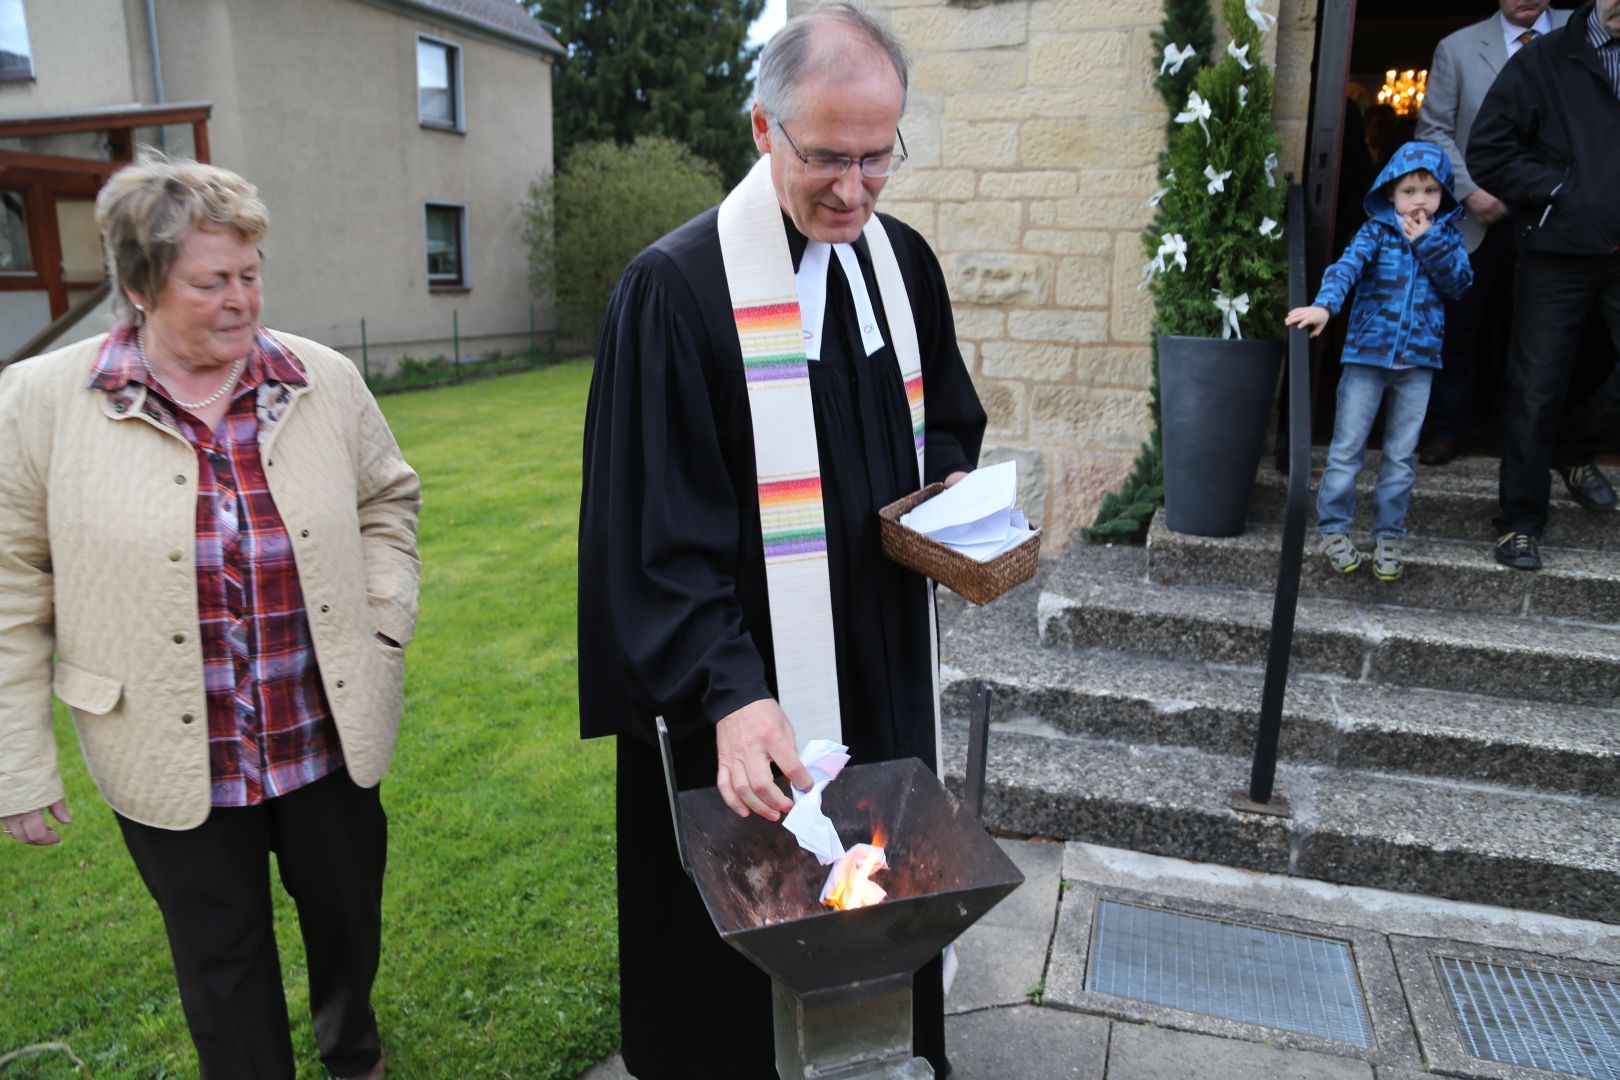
[
  {"xmin": 1320, "ymin": 533, "xmax": 1364, "ymax": 574},
  {"xmin": 1372, "ymin": 537, "xmax": 1403, "ymax": 581}
]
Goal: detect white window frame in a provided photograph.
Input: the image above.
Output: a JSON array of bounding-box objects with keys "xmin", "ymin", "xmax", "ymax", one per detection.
[
  {"xmin": 415, "ymin": 32, "xmax": 465, "ymax": 132},
  {"xmin": 423, "ymin": 201, "xmax": 470, "ymax": 290}
]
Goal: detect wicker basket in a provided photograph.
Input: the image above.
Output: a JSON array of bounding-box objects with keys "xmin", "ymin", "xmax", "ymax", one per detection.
[{"xmin": 878, "ymin": 483, "xmax": 1040, "ymax": 605}]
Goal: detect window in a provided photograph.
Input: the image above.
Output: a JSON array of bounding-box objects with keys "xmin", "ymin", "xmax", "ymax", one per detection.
[
  {"xmin": 0, "ymin": 0, "xmax": 33, "ymax": 82},
  {"xmin": 424, "ymin": 203, "xmax": 467, "ymax": 289},
  {"xmin": 416, "ymin": 34, "xmax": 463, "ymax": 130},
  {"xmin": 0, "ymin": 191, "xmax": 31, "ymax": 271}
]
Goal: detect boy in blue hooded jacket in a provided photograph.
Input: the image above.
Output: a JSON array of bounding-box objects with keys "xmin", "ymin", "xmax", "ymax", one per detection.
[{"xmin": 1286, "ymin": 141, "xmax": 1473, "ymax": 580}]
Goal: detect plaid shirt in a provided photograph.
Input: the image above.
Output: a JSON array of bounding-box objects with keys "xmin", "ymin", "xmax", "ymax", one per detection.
[{"xmin": 89, "ymin": 326, "xmax": 344, "ymax": 807}]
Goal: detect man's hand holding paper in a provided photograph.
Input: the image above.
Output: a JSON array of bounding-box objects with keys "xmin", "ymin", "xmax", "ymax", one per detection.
[{"xmin": 715, "ymin": 699, "xmax": 814, "ymax": 821}]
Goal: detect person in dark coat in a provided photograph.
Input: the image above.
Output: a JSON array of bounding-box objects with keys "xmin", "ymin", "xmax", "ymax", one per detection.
[
  {"xmin": 575, "ymin": 4, "xmax": 986, "ymax": 1077},
  {"xmin": 1468, "ymin": 0, "xmax": 1620, "ymax": 569}
]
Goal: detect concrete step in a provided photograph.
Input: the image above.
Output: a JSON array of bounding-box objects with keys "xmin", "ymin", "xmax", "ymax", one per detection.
[
  {"xmin": 1248, "ymin": 453, "xmax": 1620, "ymax": 552},
  {"xmin": 1041, "ymin": 546, "xmax": 1620, "ymax": 708},
  {"xmin": 939, "ymin": 716, "xmax": 1620, "ymax": 925},
  {"xmin": 1147, "ymin": 510, "xmax": 1620, "ymax": 623},
  {"xmin": 939, "ymin": 588, "xmax": 1620, "ymax": 798}
]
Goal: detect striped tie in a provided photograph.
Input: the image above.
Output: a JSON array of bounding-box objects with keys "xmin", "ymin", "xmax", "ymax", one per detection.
[{"xmin": 1516, "ymin": 29, "xmax": 1536, "ymax": 45}]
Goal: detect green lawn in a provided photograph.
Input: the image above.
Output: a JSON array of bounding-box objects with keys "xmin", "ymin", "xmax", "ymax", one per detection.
[{"xmin": 0, "ymin": 362, "xmax": 619, "ymax": 1079}]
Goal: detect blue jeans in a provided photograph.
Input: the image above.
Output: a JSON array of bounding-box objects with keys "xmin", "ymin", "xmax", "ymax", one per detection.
[{"xmin": 1317, "ymin": 364, "xmax": 1434, "ymax": 539}]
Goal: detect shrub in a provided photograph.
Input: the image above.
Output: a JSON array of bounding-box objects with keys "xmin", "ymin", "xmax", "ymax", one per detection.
[{"xmin": 524, "ymin": 136, "xmax": 727, "ymax": 348}]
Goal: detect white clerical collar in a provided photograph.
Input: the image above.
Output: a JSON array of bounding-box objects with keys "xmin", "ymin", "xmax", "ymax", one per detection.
[
  {"xmin": 1501, "ymin": 8, "xmax": 1553, "ymax": 56},
  {"xmin": 795, "ymin": 240, "xmax": 886, "ymax": 361}
]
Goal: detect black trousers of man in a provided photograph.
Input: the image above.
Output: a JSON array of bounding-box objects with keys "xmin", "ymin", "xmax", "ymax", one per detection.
[
  {"xmin": 1428, "ymin": 222, "xmax": 1514, "ymax": 449},
  {"xmin": 1496, "ymin": 252, "xmax": 1620, "ymax": 535},
  {"xmin": 117, "ymin": 770, "xmax": 388, "ymax": 1080}
]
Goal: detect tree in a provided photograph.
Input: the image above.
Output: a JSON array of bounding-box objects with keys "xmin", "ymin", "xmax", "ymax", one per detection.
[
  {"xmin": 525, "ymin": 136, "xmax": 726, "ymax": 348},
  {"xmin": 529, "ymin": 0, "xmax": 767, "ymax": 186}
]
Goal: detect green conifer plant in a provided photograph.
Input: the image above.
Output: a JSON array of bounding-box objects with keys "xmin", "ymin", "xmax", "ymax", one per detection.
[{"xmin": 1084, "ymin": 0, "xmax": 1287, "ymax": 543}]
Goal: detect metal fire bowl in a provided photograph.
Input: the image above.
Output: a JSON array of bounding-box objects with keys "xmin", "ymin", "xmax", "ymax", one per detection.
[{"xmin": 676, "ymin": 757, "xmax": 1024, "ymax": 996}]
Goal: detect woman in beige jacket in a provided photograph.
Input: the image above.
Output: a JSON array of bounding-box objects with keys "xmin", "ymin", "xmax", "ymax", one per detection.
[{"xmin": 0, "ymin": 156, "xmax": 419, "ymax": 1080}]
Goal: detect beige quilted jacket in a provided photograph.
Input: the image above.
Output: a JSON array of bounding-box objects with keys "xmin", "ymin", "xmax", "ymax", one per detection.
[{"xmin": 0, "ymin": 331, "xmax": 421, "ymax": 829}]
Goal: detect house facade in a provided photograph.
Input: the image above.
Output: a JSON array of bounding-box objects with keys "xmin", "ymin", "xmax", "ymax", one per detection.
[{"xmin": 0, "ymin": 0, "xmax": 561, "ymax": 370}]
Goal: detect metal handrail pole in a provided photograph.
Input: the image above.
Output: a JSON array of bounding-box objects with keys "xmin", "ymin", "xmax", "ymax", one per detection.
[{"xmin": 1247, "ymin": 182, "xmax": 1312, "ymax": 805}]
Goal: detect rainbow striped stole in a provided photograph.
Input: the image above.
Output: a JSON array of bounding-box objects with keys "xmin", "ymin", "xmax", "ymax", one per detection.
[{"xmin": 717, "ymin": 156, "xmax": 929, "ymax": 749}]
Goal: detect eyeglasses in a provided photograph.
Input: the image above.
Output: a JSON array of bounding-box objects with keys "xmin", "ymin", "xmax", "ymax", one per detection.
[{"xmin": 775, "ymin": 121, "xmax": 908, "ymax": 179}]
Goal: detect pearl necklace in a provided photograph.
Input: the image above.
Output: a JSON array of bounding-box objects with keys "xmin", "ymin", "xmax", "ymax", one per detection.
[{"xmin": 137, "ymin": 329, "xmax": 247, "ymax": 411}]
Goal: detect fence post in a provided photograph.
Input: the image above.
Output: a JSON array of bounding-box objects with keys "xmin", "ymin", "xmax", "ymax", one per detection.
[
  {"xmin": 453, "ymin": 309, "xmax": 460, "ymax": 382},
  {"xmin": 360, "ymin": 317, "xmax": 368, "ymax": 381},
  {"xmin": 529, "ymin": 302, "xmax": 537, "ymax": 356}
]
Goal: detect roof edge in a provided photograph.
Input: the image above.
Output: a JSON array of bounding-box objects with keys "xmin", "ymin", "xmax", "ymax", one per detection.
[{"xmin": 360, "ymin": 0, "xmax": 565, "ymax": 59}]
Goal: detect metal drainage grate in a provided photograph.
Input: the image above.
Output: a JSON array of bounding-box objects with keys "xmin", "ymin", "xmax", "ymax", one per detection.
[
  {"xmin": 1086, "ymin": 899, "xmax": 1373, "ymax": 1046},
  {"xmin": 1438, "ymin": 956, "xmax": 1620, "ymax": 1080}
]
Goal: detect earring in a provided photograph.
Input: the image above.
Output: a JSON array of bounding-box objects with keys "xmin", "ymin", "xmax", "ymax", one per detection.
[{"xmin": 134, "ymin": 303, "xmax": 144, "ymax": 312}]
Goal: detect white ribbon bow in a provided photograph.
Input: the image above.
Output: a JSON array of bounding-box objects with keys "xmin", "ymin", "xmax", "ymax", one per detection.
[
  {"xmin": 1214, "ymin": 290, "xmax": 1251, "ymax": 339},
  {"xmin": 1259, "ymin": 216, "xmax": 1282, "ymax": 239},
  {"xmin": 1148, "ymin": 187, "xmax": 1168, "ymax": 208},
  {"xmin": 1239, "ymin": 85, "xmax": 1250, "ymax": 109},
  {"xmin": 1204, "ymin": 165, "xmax": 1233, "ymax": 195},
  {"xmin": 1141, "ymin": 232, "xmax": 1190, "ymax": 287},
  {"xmin": 1227, "ymin": 40, "xmax": 1253, "ymax": 70},
  {"xmin": 1245, "ymin": 0, "xmax": 1277, "ymax": 33},
  {"xmin": 1175, "ymin": 91, "xmax": 1214, "ymax": 143},
  {"xmin": 1160, "ymin": 42, "xmax": 1197, "ymax": 75},
  {"xmin": 1263, "ymin": 152, "xmax": 1280, "ymax": 188}
]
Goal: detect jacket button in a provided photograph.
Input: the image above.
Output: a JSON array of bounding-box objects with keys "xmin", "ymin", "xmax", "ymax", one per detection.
[
  {"xmin": 300, "ymin": 529, "xmax": 310, "ymax": 538},
  {"xmin": 168, "ymin": 550, "xmax": 182, "ymax": 562},
  {"xmin": 181, "ymin": 713, "xmax": 194, "ymax": 724},
  {"xmin": 320, "ymin": 604, "xmax": 330, "ymax": 613},
  {"xmin": 335, "ymin": 679, "xmax": 345, "ymax": 689},
  {"xmin": 174, "ymin": 475, "xmax": 186, "ymax": 485},
  {"xmin": 172, "ymin": 632, "xmax": 185, "ymax": 644}
]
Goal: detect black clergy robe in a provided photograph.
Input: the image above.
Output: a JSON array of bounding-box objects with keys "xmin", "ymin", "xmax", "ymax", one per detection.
[{"xmin": 578, "ymin": 204, "xmax": 986, "ymax": 1080}]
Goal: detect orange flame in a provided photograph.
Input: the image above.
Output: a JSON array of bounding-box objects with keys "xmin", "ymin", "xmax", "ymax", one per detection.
[{"xmin": 822, "ymin": 841, "xmax": 889, "ymax": 911}]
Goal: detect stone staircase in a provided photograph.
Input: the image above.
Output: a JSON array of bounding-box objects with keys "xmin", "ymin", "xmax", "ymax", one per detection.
[{"xmin": 938, "ymin": 451, "xmax": 1620, "ymax": 924}]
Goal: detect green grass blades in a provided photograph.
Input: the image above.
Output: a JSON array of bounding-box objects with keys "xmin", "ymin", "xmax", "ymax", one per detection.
[{"xmin": 0, "ymin": 362, "xmax": 619, "ymax": 1079}]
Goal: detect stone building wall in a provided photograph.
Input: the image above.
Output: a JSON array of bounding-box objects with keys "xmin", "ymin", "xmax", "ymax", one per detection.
[{"xmin": 788, "ymin": 0, "xmax": 1319, "ymax": 551}]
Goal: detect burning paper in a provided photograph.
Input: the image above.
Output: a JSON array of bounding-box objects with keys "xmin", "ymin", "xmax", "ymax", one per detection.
[
  {"xmin": 821, "ymin": 842, "xmax": 889, "ymax": 910},
  {"xmin": 782, "ymin": 739, "xmax": 852, "ymax": 865},
  {"xmin": 899, "ymin": 460, "xmax": 1036, "ymax": 562}
]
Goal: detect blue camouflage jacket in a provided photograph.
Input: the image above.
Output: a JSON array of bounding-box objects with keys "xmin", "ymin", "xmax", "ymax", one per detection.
[{"xmin": 1311, "ymin": 141, "xmax": 1473, "ymax": 370}]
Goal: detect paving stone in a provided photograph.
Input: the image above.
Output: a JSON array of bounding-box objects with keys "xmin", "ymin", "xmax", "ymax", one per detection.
[
  {"xmin": 945, "ymin": 1006, "xmax": 1107, "ymax": 1079},
  {"xmin": 1105, "ymin": 1023, "xmax": 1375, "ymax": 1080},
  {"xmin": 947, "ymin": 839, "xmax": 1063, "ymax": 1014}
]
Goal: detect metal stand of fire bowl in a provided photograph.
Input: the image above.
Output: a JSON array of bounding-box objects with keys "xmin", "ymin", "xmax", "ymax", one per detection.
[{"xmin": 656, "ymin": 691, "xmax": 1022, "ymax": 1080}]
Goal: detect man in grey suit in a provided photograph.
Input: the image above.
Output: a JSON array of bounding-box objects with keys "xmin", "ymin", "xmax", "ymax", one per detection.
[{"xmin": 1415, "ymin": 0, "xmax": 1570, "ymax": 466}]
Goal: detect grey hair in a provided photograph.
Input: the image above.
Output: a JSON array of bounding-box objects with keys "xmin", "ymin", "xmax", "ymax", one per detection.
[{"xmin": 756, "ymin": 2, "xmax": 908, "ymax": 123}]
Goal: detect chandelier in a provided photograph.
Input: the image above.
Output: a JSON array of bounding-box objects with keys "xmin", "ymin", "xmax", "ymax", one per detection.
[{"xmin": 1377, "ymin": 69, "xmax": 1427, "ymax": 116}]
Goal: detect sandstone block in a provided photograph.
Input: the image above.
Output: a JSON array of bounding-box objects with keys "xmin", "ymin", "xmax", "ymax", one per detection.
[
  {"xmin": 980, "ymin": 339, "xmax": 1075, "ymax": 381},
  {"xmin": 1009, "ymin": 308, "xmax": 1108, "ymax": 343},
  {"xmin": 1028, "ymin": 195, "xmax": 1151, "ymax": 230},
  {"xmin": 977, "ymin": 378, "xmax": 1028, "ymax": 439},
  {"xmin": 1029, "ymin": 32, "xmax": 1130, "ymax": 88},
  {"xmin": 978, "ymin": 170, "xmax": 1078, "ymax": 199},
  {"xmin": 880, "ymin": 200, "xmax": 937, "ymax": 241},
  {"xmin": 1045, "ymin": 447, "xmax": 1141, "ymax": 551},
  {"xmin": 1029, "ymin": 384, "xmax": 1151, "ymax": 448},
  {"xmin": 901, "ymin": 93, "xmax": 944, "ymax": 169},
  {"xmin": 914, "ymin": 48, "xmax": 1027, "ymax": 92},
  {"xmin": 885, "ymin": 168, "xmax": 979, "ymax": 202},
  {"xmin": 1054, "ymin": 256, "xmax": 1112, "ymax": 309},
  {"xmin": 1022, "ymin": 229, "xmax": 1115, "ymax": 256},
  {"xmin": 1022, "ymin": 116, "xmax": 1162, "ymax": 169},
  {"xmin": 1076, "ymin": 166, "xmax": 1160, "ymax": 199},
  {"xmin": 891, "ymin": 7, "xmax": 1028, "ymax": 53},
  {"xmin": 943, "ymin": 120, "xmax": 1021, "ymax": 168},
  {"xmin": 953, "ymin": 305, "xmax": 1006, "ymax": 342},
  {"xmin": 945, "ymin": 90, "xmax": 1097, "ymax": 121},
  {"xmin": 1111, "ymin": 243, "xmax": 1154, "ymax": 343},
  {"xmin": 938, "ymin": 201, "xmax": 1023, "ymax": 252},
  {"xmin": 1030, "ymin": 0, "xmax": 1159, "ymax": 32},
  {"xmin": 944, "ymin": 252, "xmax": 1053, "ymax": 306},
  {"xmin": 1074, "ymin": 345, "xmax": 1150, "ymax": 389}
]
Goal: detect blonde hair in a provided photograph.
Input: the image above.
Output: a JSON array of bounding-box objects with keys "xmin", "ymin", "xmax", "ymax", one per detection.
[{"xmin": 95, "ymin": 152, "xmax": 269, "ymax": 324}]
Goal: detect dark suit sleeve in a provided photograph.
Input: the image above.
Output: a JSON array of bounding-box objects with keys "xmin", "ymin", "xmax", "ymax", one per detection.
[{"xmin": 1467, "ymin": 62, "xmax": 1565, "ymax": 206}]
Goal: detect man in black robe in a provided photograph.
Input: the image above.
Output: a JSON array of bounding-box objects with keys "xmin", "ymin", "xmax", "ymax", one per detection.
[{"xmin": 577, "ymin": 5, "xmax": 986, "ymax": 1077}]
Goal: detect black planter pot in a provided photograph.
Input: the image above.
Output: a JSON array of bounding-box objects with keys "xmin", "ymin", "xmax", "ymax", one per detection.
[{"xmin": 1159, "ymin": 334, "xmax": 1284, "ymax": 537}]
